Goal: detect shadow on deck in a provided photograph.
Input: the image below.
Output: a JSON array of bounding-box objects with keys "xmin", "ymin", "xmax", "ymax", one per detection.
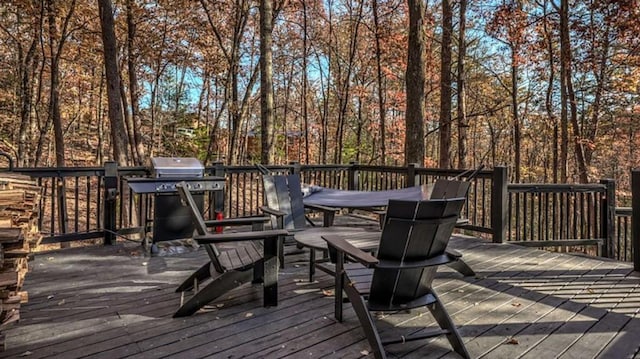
[{"xmin": 2, "ymin": 230, "xmax": 640, "ymax": 359}]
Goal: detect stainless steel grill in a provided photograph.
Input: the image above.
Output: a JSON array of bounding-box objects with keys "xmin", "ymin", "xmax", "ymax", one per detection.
[
  {"xmin": 151, "ymin": 157, "xmax": 204, "ymax": 177},
  {"xmin": 127, "ymin": 157, "xmax": 224, "ymax": 243}
]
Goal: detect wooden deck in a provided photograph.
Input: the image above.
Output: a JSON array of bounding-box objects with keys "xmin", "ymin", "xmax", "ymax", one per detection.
[{"xmin": 3, "ymin": 233, "xmax": 640, "ymax": 358}]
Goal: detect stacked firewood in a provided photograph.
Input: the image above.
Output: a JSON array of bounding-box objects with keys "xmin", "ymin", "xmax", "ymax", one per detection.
[{"xmin": 0, "ymin": 174, "xmax": 42, "ymax": 350}]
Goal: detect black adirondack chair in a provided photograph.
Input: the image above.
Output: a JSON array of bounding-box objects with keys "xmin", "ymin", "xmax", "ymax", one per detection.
[
  {"xmin": 323, "ymin": 197, "xmax": 470, "ymax": 359},
  {"xmin": 430, "ymin": 177, "xmax": 475, "ymax": 277},
  {"xmin": 260, "ymin": 172, "xmax": 341, "ymax": 272},
  {"xmin": 261, "ymin": 172, "xmax": 337, "ymax": 230},
  {"xmin": 173, "ymin": 182, "xmax": 288, "ymax": 317}
]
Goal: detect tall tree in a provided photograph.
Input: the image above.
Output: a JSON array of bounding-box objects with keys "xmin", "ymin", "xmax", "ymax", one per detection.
[
  {"xmin": 45, "ymin": 0, "xmax": 77, "ymax": 168},
  {"xmin": 372, "ymin": 0, "xmax": 387, "ymax": 164},
  {"xmin": 439, "ymin": 0, "xmax": 452, "ymax": 168},
  {"xmin": 125, "ymin": 0, "xmax": 146, "ymax": 165},
  {"xmin": 541, "ymin": 0, "xmax": 557, "ymax": 182},
  {"xmin": 98, "ymin": 0, "xmax": 131, "ymax": 165},
  {"xmin": 558, "ymin": 0, "xmax": 587, "ymax": 182},
  {"xmin": 405, "ymin": 0, "xmax": 426, "ymax": 165},
  {"xmin": 300, "ymin": 0, "xmax": 310, "ymax": 163},
  {"xmin": 333, "ymin": 0, "xmax": 364, "ymax": 164},
  {"xmin": 456, "ymin": 0, "xmax": 468, "ymax": 168},
  {"xmin": 260, "ymin": 0, "xmax": 274, "ymax": 164},
  {"xmin": 486, "ymin": 2, "xmax": 527, "ymax": 182}
]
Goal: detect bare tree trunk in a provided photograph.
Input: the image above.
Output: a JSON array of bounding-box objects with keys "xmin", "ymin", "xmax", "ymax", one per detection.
[
  {"xmin": 439, "ymin": 0, "xmax": 453, "ymax": 168},
  {"xmin": 96, "ymin": 69, "xmax": 105, "ymax": 163},
  {"xmin": 126, "ymin": 0, "xmax": 145, "ymax": 165},
  {"xmin": 333, "ymin": 0, "xmax": 364, "ymax": 164},
  {"xmin": 18, "ymin": 38, "xmax": 38, "ymax": 167},
  {"xmin": 301, "ymin": 0, "xmax": 310, "ymax": 163},
  {"xmin": 372, "ymin": 0, "xmax": 386, "ymax": 164},
  {"xmin": 558, "ymin": 0, "xmax": 569, "ymax": 182},
  {"xmin": 98, "ymin": 0, "xmax": 131, "ymax": 166},
  {"xmin": 405, "ymin": 0, "xmax": 426, "ymax": 165},
  {"xmin": 46, "ymin": 0, "xmax": 74, "ymax": 168},
  {"xmin": 46, "ymin": 0, "xmax": 76, "ymax": 246},
  {"xmin": 456, "ymin": 0, "xmax": 467, "ymax": 169},
  {"xmin": 559, "ymin": 0, "xmax": 587, "ymax": 182},
  {"xmin": 585, "ymin": 23, "xmax": 611, "ymax": 166},
  {"xmin": 355, "ymin": 95, "xmax": 363, "ymax": 163},
  {"xmin": 511, "ymin": 47, "xmax": 521, "ymax": 182},
  {"xmin": 200, "ymin": 0, "xmax": 250, "ymax": 164},
  {"xmin": 260, "ymin": 0, "xmax": 274, "ymax": 164},
  {"xmin": 321, "ymin": 0, "xmax": 333, "ymax": 164},
  {"xmin": 542, "ymin": 0, "xmax": 557, "ymax": 183},
  {"xmin": 33, "ymin": 5, "xmax": 47, "ymax": 167}
]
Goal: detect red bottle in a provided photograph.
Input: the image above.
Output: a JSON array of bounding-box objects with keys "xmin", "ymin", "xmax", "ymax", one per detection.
[{"xmin": 215, "ymin": 211, "xmax": 223, "ymax": 233}]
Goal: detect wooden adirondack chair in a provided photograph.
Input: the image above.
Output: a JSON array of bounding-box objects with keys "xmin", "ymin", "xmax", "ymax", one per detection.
[
  {"xmin": 260, "ymin": 173, "xmax": 339, "ymax": 267},
  {"xmin": 323, "ymin": 197, "xmax": 470, "ymax": 359},
  {"xmin": 260, "ymin": 172, "xmax": 338, "ymax": 229},
  {"xmin": 430, "ymin": 177, "xmax": 475, "ymax": 276},
  {"xmin": 173, "ymin": 182, "xmax": 288, "ymax": 317},
  {"xmin": 260, "ymin": 172, "xmax": 384, "ymax": 282}
]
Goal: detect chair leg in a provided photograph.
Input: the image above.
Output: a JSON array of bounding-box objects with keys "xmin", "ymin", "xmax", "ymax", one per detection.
[
  {"xmin": 175, "ymin": 262, "xmax": 211, "ymax": 292},
  {"xmin": 427, "ymin": 291, "xmax": 470, "ymax": 359},
  {"xmin": 344, "ymin": 283, "xmax": 386, "ymax": 359},
  {"xmin": 308, "ymin": 248, "xmax": 316, "ymax": 282},
  {"xmin": 252, "ymin": 258, "xmax": 264, "ymax": 283},
  {"xmin": 278, "ymin": 236, "xmax": 285, "ymax": 269},
  {"xmin": 447, "ymin": 259, "xmax": 475, "ymax": 277},
  {"xmin": 173, "ymin": 270, "xmax": 252, "ymax": 317}
]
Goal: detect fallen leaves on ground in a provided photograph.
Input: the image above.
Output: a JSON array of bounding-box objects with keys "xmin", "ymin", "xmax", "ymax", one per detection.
[{"xmin": 505, "ymin": 337, "xmax": 519, "ymax": 345}]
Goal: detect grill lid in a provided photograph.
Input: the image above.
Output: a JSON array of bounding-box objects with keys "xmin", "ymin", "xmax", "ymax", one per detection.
[{"xmin": 151, "ymin": 157, "xmax": 204, "ymax": 177}]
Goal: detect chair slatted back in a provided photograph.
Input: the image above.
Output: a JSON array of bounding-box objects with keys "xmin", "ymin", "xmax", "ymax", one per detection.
[
  {"xmin": 176, "ymin": 182, "xmax": 225, "ymax": 273},
  {"xmin": 369, "ymin": 197, "xmax": 466, "ymax": 307},
  {"xmin": 430, "ymin": 178, "xmax": 471, "ymax": 199},
  {"xmin": 262, "ymin": 174, "xmax": 306, "ymax": 230}
]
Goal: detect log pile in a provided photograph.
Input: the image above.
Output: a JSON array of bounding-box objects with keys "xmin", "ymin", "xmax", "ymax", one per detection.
[{"xmin": 0, "ymin": 174, "xmax": 42, "ymax": 350}]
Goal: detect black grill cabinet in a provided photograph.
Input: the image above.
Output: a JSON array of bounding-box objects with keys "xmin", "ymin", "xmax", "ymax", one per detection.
[{"xmin": 151, "ymin": 157, "xmax": 205, "ymax": 242}]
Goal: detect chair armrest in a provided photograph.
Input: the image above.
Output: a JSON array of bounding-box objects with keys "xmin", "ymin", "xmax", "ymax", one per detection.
[
  {"xmin": 204, "ymin": 216, "xmax": 270, "ymax": 228},
  {"xmin": 260, "ymin": 206, "xmax": 286, "ymax": 217},
  {"xmin": 305, "ymin": 204, "xmax": 338, "ymax": 227},
  {"xmin": 376, "ymin": 253, "xmax": 453, "ymax": 269},
  {"xmin": 194, "ymin": 229, "xmax": 288, "ymax": 244},
  {"xmin": 259, "ymin": 206, "xmax": 286, "ymax": 230},
  {"xmin": 323, "ymin": 235, "xmax": 378, "ymax": 266}
]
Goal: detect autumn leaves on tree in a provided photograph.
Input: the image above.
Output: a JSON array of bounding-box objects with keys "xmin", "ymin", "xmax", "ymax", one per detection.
[{"xmin": 0, "ymin": 0, "xmax": 638, "ymax": 185}]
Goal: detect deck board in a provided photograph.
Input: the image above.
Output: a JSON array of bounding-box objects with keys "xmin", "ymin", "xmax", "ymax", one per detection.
[{"xmin": 2, "ymin": 232, "xmax": 640, "ymax": 359}]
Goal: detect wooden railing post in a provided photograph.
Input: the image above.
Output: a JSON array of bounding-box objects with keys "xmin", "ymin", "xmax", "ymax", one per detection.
[
  {"xmin": 600, "ymin": 178, "xmax": 616, "ymax": 258},
  {"xmin": 632, "ymin": 170, "xmax": 640, "ymax": 271},
  {"xmin": 289, "ymin": 161, "xmax": 301, "ymax": 175},
  {"xmin": 491, "ymin": 166, "xmax": 508, "ymax": 243},
  {"xmin": 213, "ymin": 161, "xmax": 225, "ymax": 216},
  {"xmin": 348, "ymin": 161, "xmax": 358, "ymax": 190},
  {"xmin": 406, "ymin": 163, "xmax": 417, "ymax": 188},
  {"xmin": 103, "ymin": 161, "xmax": 118, "ymax": 245}
]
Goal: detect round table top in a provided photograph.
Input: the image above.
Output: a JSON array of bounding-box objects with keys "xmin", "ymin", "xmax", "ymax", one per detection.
[{"xmin": 293, "ymin": 226, "xmax": 380, "ymax": 251}]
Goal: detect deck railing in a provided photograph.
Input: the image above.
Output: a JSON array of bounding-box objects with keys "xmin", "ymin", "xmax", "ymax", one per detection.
[
  {"xmin": 6, "ymin": 162, "xmax": 639, "ymax": 270},
  {"xmin": 504, "ymin": 182, "xmax": 613, "ymax": 257}
]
